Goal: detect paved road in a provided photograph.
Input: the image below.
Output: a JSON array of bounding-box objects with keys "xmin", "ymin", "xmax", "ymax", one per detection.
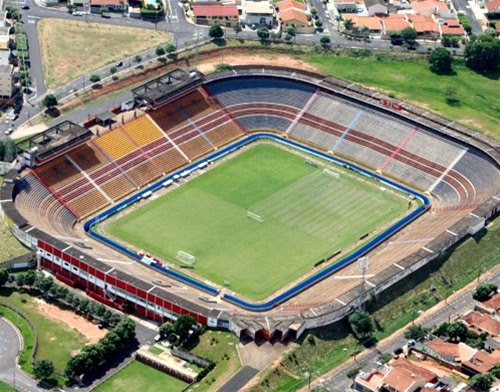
[
  {"xmin": 309, "ymin": 270, "xmax": 500, "ymax": 391},
  {"xmin": 449, "ymin": 0, "xmax": 483, "ymax": 35},
  {"xmin": 0, "ymin": 317, "xmax": 43, "ymax": 392}
]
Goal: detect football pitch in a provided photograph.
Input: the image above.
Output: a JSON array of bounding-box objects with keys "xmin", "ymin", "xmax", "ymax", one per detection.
[{"xmin": 106, "ymin": 143, "xmax": 409, "ymax": 300}]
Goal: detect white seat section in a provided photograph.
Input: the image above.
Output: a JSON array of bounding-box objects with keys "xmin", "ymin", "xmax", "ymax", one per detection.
[{"xmin": 237, "ymin": 115, "xmax": 291, "ymax": 132}]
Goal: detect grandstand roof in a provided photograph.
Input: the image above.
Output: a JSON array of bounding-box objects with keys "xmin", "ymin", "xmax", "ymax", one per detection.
[
  {"xmin": 132, "ymin": 68, "xmax": 204, "ymax": 108},
  {"xmin": 16, "ymin": 121, "xmax": 92, "ymax": 162}
]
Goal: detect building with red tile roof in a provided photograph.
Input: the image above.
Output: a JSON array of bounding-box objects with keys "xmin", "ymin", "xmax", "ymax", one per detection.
[
  {"xmin": 192, "ymin": 5, "xmax": 240, "ymax": 27},
  {"xmin": 462, "ymin": 310, "xmax": 500, "ymax": 337},
  {"xmin": 440, "ymin": 19, "xmax": 465, "ymax": 36},
  {"xmin": 485, "ymin": 0, "xmax": 500, "ymax": 13},
  {"xmin": 381, "ymin": 14, "xmax": 411, "ymax": 33},
  {"xmin": 409, "ymin": 14, "xmax": 440, "ymax": 37},
  {"xmin": 343, "ymin": 14, "xmax": 383, "ymax": 32},
  {"xmin": 411, "ymin": 0, "xmax": 449, "ymax": 16},
  {"xmin": 462, "ymin": 350, "xmax": 498, "ymax": 375},
  {"xmin": 276, "ymin": 0, "xmax": 312, "ymax": 33}
]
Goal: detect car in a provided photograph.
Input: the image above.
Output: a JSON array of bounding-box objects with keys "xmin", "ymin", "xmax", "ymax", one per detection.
[
  {"xmin": 101, "ymin": 12, "xmax": 111, "ymax": 18},
  {"xmin": 154, "ymin": 334, "xmax": 161, "ymax": 342},
  {"xmin": 72, "ymin": 11, "xmax": 84, "ymax": 16},
  {"xmin": 115, "ymin": 61, "xmax": 123, "ymax": 67},
  {"xmin": 6, "ymin": 128, "xmax": 14, "ymax": 135},
  {"xmin": 21, "ymin": 4, "xmax": 29, "ymax": 9}
]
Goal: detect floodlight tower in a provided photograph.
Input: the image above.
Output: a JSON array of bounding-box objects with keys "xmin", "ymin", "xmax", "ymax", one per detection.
[{"xmin": 357, "ymin": 256, "xmax": 370, "ymax": 312}]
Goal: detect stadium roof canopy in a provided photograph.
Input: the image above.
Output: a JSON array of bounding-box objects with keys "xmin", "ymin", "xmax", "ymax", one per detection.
[{"xmin": 131, "ymin": 68, "xmax": 204, "ymax": 109}]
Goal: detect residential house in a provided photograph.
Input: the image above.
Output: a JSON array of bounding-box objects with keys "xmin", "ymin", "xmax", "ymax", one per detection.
[
  {"xmin": 0, "ymin": 64, "xmax": 13, "ymax": 98},
  {"xmin": 461, "ymin": 350, "xmax": 498, "ymax": 375},
  {"xmin": 485, "ymin": 0, "xmax": 500, "ymax": 16},
  {"xmin": 411, "ymin": 0, "xmax": 449, "ymax": 16},
  {"xmin": 365, "ymin": 0, "xmax": 388, "ymax": 16},
  {"xmin": 381, "ymin": 14, "xmax": 410, "ymax": 34},
  {"xmin": 241, "ymin": 0, "xmax": 274, "ymax": 27},
  {"xmin": 408, "ymin": 14, "xmax": 440, "ymax": 38},
  {"xmin": 276, "ymin": 0, "xmax": 312, "ymax": 33},
  {"xmin": 192, "ymin": 5, "xmax": 240, "ymax": 27},
  {"xmin": 413, "ymin": 338, "xmax": 475, "ymax": 370},
  {"xmin": 90, "ymin": 0, "xmax": 128, "ymax": 13},
  {"xmin": 461, "ymin": 310, "xmax": 500, "ymax": 337},
  {"xmin": 479, "ymin": 292, "xmax": 500, "ymax": 315},
  {"xmin": 334, "ymin": 0, "xmax": 363, "ymax": 14},
  {"xmin": 440, "ymin": 19, "xmax": 465, "ymax": 36},
  {"xmin": 353, "ymin": 358, "xmax": 438, "ymax": 392},
  {"xmin": 343, "ymin": 14, "xmax": 383, "ymax": 33}
]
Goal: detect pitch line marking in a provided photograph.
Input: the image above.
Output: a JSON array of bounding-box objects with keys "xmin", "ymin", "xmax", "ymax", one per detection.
[
  {"xmin": 389, "ymin": 237, "xmax": 435, "ymax": 244},
  {"xmin": 335, "ymin": 298, "xmax": 346, "ymax": 305}
]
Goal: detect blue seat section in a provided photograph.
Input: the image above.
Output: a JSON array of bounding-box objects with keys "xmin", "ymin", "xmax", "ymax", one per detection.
[
  {"xmin": 85, "ymin": 133, "xmax": 430, "ymax": 310},
  {"xmin": 205, "ymin": 77, "xmax": 316, "ymax": 109},
  {"xmin": 237, "ymin": 115, "xmax": 291, "ymax": 132}
]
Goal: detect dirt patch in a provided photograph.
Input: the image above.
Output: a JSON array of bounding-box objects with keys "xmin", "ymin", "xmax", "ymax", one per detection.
[
  {"xmin": 34, "ymin": 298, "xmax": 106, "ymax": 344},
  {"xmin": 197, "ymin": 52, "xmax": 320, "ymax": 74}
]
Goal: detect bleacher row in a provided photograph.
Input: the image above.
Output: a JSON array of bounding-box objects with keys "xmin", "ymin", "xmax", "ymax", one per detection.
[
  {"xmin": 19, "ymin": 77, "xmax": 499, "ymax": 229},
  {"xmin": 29, "ymin": 88, "xmax": 245, "ymax": 220},
  {"xmin": 204, "ymin": 77, "xmax": 499, "ymax": 210}
]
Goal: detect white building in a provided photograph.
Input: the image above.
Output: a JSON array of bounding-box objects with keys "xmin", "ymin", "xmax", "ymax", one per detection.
[
  {"xmin": 0, "ymin": 64, "xmax": 14, "ymax": 98},
  {"xmin": 241, "ymin": 0, "xmax": 274, "ymax": 27}
]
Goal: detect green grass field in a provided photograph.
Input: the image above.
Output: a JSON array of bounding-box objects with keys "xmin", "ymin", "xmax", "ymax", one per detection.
[
  {"xmin": 0, "ymin": 381, "xmax": 16, "ymax": 392},
  {"xmin": 106, "ymin": 143, "xmax": 408, "ymax": 299},
  {"xmin": 94, "ymin": 361, "xmax": 188, "ymax": 392}
]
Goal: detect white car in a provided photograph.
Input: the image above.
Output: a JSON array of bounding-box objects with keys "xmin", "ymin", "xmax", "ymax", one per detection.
[
  {"xmin": 6, "ymin": 128, "xmax": 14, "ymax": 135},
  {"xmin": 72, "ymin": 11, "xmax": 84, "ymax": 16}
]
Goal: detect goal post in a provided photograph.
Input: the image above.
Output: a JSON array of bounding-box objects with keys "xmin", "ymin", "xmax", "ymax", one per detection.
[
  {"xmin": 322, "ymin": 168, "xmax": 340, "ymax": 179},
  {"xmin": 247, "ymin": 211, "xmax": 264, "ymax": 223},
  {"xmin": 176, "ymin": 250, "xmax": 196, "ymax": 267}
]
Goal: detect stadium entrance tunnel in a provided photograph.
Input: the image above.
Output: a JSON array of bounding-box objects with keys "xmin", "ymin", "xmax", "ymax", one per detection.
[{"xmin": 85, "ymin": 133, "xmax": 431, "ymax": 312}]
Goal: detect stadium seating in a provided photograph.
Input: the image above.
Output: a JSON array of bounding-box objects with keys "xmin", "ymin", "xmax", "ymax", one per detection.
[
  {"xmin": 150, "ymin": 148, "xmax": 189, "ymax": 174},
  {"xmin": 205, "ymin": 123, "xmax": 245, "ymax": 147},
  {"xmin": 149, "ymin": 103, "xmax": 188, "ymax": 133},
  {"xmin": 67, "ymin": 188, "xmax": 110, "ymax": 219},
  {"xmin": 14, "ymin": 173, "xmax": 77, "ymax": 234},
  {"xmin": 205, "ymin": 77, "xmax": 316, "ymax": 109},
  {"xmin": 98, "ymin": 175, "xmax": 136, "ymax": 201},
  {"xmin": 174, "ymin": 90, "xmax": 216, "ymax": 122},
  {"xmin": 123, "ymin": 115, "xmax": 164, "ymax": 147},
  {"xmin": 35, "ymin": 155, "xmax": 82, "ymax": 190},
  {"xmin": 66, "ymin": 143, "xmax": 111, "ymax": 174},
  {"xmin": 95, "ymin": 129, "xmax": 137, "ymax": 160},
  {"xmin": 237, "ymin": 115, "xmax": 292, "ymax": 133},
  {"xmin": 178, "ymin": 135, "xmax": 214, "ymax": 161},
  {"xmin": 127, "ymin": 159, "xmax": 164, "ymax": 187}
]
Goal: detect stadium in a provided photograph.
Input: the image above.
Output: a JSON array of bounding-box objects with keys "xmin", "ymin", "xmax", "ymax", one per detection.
[{"xmin": 1, "ymin": 66, "xmax": 499, "ymax": 342}]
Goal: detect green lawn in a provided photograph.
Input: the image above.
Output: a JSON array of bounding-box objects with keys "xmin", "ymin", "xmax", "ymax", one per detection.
[
  {"xmin": 188, "ymin": 330, "xmax": 241, "ymax": 392},
  {"xmin": 94, "ymin": 361, "xmax": 188, "ymax": 392},
  {"xmin": 304, "ymin": 53, "xmax": 499, "ymax": 140},
  {"xmin": 251, "ymin": 218, "xmax": 500, "ymax": 391},
  {"xmin": 0, "ymin": 290, "xmax": 89, "ymax": 382},
  {"xmin": 0, "ymin": 381, "xmax": 16, "ymax": 392},
  {"xmin": 106, "ymin": 143, "xmax": 407, "ymax": 299}
]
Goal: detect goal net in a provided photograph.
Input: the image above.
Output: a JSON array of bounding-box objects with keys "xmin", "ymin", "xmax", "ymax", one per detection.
[
  {"xmin": 323, "ymin": 168, "xmax": 340, "ymax": 179},
  {"xmin": 176, "ymin": 250, "xmax": 196, "ymax": 266},
  {"xmin": 247, "ymin": 211, "xmax": 264, "ymax": 223}
]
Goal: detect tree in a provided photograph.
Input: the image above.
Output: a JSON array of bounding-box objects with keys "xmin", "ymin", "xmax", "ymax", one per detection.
[
  {"xmin": 0, "ymin": 269, "xmax": 9, "ymax": 287},
  {"xmin": 24, "ymin": 270, "xmax": 37, "ymax": 287},
  {"xmin": 344, "ymin": 18, "xmax": 354, "ymax": 31},
  {"xmin": 404, "ymin": 325, "xmax": 427, "ymax": 340},
  {"xmin": 491, "ymin": 363, "xmax": 500, "ymax": 379},
  {"xmin": 165, "ymin": 43, "xmax": 176, "ymax": 54},
  {"xmin": 90, "ymin": 74, "xmax": 101, "ymax": 84},
  {"xmin": 257, "ymin": 27, "xmax": 270, "ymax": 40},
  {"xmin": 401, "ymin": 27, "xmax": 417, "ymax": 44},
  {"xmin": 35, "ymin": 275, "xmax": 53, "ymax": 294},
  {"xmin": 320, "ymin": 35, "xmax": 331, "ymax": 46},
  {"xmin": 66, "ymin": 3, "xmax": 76, "ymax": 13},
  {"xmin": 209, "ymin": 24, "xmax": 224, "ymax": 39},
  {"xmin": 3, "ymin": 138, "xmax": 16, "ymax": 163},
  {"xmin": 284, "ymin": 33, "xmax": 292, "ymax": 42},
  {"xmin": 134, "ymin": 55, "xmax": 142, "ymax": 63},
  {"xmin": 233, "ymin": 23, "xmax": 242, "ymax": 38},
  {"xmin": 155, "ymin": 46, "xmax": 165, "ymax": 57},
  {"xmin": 15, "ymin": 274, "xmax": 25, "ymax": 288},
  {"xmin": 159, "ymin": 322, "xmax": 174, "ymax": 339},
  {"xmin": 110, "ymin": 66, "xmax": 117, "ymax": 75},
  {"xmin": 469, "ymin": 373, "xmax": 493, "ymax": 392},
  {"xmin": 173, "ymin": 315, "xmax": 195, "ymax": 341},
  {"xmin": 348, "ymin": 312, "xmax": 374, "ymax": 339},
  {"xmin": 100, "ymin": 5, "xmax": 109, "ymax": 13},
  {"xmin": 473, "ymin": 282, "xmax": 497, "ymax": 301},
  {"xmin": 42, "ymin": 94, "xmax": 58, "ymax": 109},
  {"xmin": 429, "ymin": 48, "xmax": 453, "ymax": 73},
  {"xmin": 310, "ymin": 7, "xmax": 317, "ymax": 16},
  {"xmin": 464, "ymin": 34, "xmax": 500, "ymax": 72},
  {"xmin": 286, "ymin": 26, "xmax": 296, "ymax": 36},
  {"xmin": 33, "ymin": 359, "xmax": 54, "ymax": 380}
]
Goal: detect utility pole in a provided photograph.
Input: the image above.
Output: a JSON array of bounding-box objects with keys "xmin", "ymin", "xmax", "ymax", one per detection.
[
  {"xmin": 357, "ymin": 256, "xmax": 370, "ymax": 312},
  {"xmin": 193, "ymin": 27, "xmax": 203, "ymax": 69}
]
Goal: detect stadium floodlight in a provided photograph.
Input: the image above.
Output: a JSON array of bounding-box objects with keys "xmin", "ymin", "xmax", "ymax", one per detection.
[
  {"xmin": 176, "ymin": 250, "xmax": 196, "ymax": 266},
  {"xmin": 247, "ymin": 211, "xmax": 264, "ymax": 223}
]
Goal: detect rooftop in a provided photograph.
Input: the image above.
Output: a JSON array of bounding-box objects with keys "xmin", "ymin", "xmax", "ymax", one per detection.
[
  {"xmin": 193, "ymin": 5, "xmax": 239, "ymax": 17},
  {"xmin": 486, "ymin": 0, "xmax": 500, "ymax": 12},
  {"xmin": 462, "ymin": 311, "xmax": 500, "ymax": 336},
  {"xmin": 483, "ymin": 293, "xmax": 500, "ymax": 312},
  {"xmin": 276, "ymin": 0, "xmax": 306, "ymax": 10},
  {"xmin": 381, "ymin": 15, "xmax": 410, "ymax": 31},
  {"xmin": 411, "ymin": 0, "xmax": 449, "ymax": 14},
  {"xmin": 279, "ymin": 8, "xmax": 309, "ymax": 24},
  {"xmin": 410, "ymin": 14, "xmax": 439, "ymax": 32},
  {"xmin": 90, "ymin": 0, "xmax": 125, "ymax": 5},
  {"xmin": 383, "ymin": 367, "xmax": 426, "ymax": 392},
  {"xmin": 392, "ymin": 357, "xmax": 438, "ymax": 383},
  {"xmin": 244, "ymin": 0, "xmax": 274, "ymax": 14},
  {"xmin": 344, "ymin": 14, "xmax": 383, "ymax": 30},
  {"xmin": 463, "ymin": 350, "xmax": 498, "ymax": 374}
]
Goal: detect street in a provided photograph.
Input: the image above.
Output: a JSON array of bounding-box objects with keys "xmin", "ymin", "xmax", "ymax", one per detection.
[{"xmin": 0, "ymin": 317, "xmax": 43, "ymax": 392}]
